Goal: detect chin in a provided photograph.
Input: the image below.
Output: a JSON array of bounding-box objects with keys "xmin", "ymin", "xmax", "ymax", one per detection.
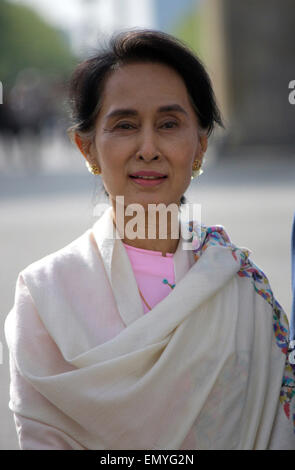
[{"xmin": 113, "ymin": 192, "xmax": 180, "ymax": 211}]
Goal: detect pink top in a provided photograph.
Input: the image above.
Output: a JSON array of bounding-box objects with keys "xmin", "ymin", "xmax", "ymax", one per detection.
[{"xmin": 122, "ymin": 242, "xmax": 176, "ymax": 314}]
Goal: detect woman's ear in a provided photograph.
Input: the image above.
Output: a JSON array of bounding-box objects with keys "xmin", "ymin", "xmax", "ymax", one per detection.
[
  {"xmin": 199, "ymin": 134, "xmax": 208, "ymax": 157},
  {"xmin": 74, "ymin": 133, "xmax": 98, "ymax": 167},
  {"xmin": 194, "ymin": 134, "xmax": 208, "ymax": 163},
  {"xmin": 74, "ymin": 133, "xmax": 90, "ymax": 159}
]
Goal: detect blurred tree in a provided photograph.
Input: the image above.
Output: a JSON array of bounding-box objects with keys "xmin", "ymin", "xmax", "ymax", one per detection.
[
  {"xmin": 172, "ymin": 8, "xmax": 205, "ymax": 60},
  {"xmin": 0, "ymin": 0, "xmax": 77, "ymax": 89}
]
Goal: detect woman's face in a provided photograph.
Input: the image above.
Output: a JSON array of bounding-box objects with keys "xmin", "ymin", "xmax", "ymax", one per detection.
[{"xmin": 79, "ymin": 61, "xmax": 207, "ymax": 210}]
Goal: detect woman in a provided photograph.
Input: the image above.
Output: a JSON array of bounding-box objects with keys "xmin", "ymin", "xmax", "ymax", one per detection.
[{"xmin": 4, "ymin": 29, "xmax": 295, "ymax": 450}]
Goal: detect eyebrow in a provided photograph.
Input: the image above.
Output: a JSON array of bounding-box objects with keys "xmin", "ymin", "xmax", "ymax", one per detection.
[{"xmin": 105, "ymin": 104, "xmax": 188, "ymax": 120}]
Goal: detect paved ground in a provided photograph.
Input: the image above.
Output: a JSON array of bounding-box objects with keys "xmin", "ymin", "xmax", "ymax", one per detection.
[{"xmin": 0, "ymin": 143, "xmax": 294, "ymax": 449}]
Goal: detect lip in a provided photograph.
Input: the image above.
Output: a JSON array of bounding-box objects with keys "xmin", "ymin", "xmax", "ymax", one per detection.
[
  {"xmin": 129, "ymin": 171, "xmax": 167, "ymax": 177},
  {"xmin": 129, "ymin": 170, "xmax": 168, "ymax": 187},
  {"xmin": 129, "ymin": 176, "xmax": 167, "ymax": 187}
]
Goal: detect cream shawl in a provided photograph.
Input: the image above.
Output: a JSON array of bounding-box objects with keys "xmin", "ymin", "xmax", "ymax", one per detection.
[{"xmin": 4, "ymin": 207, "xmax": 295, "ymax": 449}]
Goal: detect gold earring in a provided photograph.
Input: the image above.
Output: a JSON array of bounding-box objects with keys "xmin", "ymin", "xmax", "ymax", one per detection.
[
  {"xmin": 85, "ymin": 161, "xmax": 101, "ymax": 175},
  {"xmin": 191, "ymin": 160, "xmax": 203, "ymax": 179}
]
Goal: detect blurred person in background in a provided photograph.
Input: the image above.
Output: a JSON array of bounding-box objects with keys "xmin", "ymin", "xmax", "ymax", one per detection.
[
  {"xmin": 0, "ymin": 70, "xmax": 66, "ymax": 172},
  {"xmin": 0, "ymin": 0, "xmax": 76, "ymax": 173},
  {"xmin": 4, "ymin": 30, "xmax": 295, "ymax": 450}
]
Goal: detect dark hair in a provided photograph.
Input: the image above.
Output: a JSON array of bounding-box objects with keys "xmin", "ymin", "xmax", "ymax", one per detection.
[{"xmin": 67, "ymin": 29, "xmax": 224, "ymax": 204}]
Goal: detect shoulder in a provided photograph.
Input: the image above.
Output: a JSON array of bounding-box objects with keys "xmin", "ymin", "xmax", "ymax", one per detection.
[
  {"xmin": 194, "ymin": 221, "xmax": 289, "ymax": 338},
  {"xmin": 5, "ymin": 224, "xmax": 104, "ymax": 348},
  {"xmin": 19, "ymin": 226, "xmax": 97, "ymax": 288},
  {"xmin": 193, "ymin": 222, "xmax": 273, "ymax": 287},
  {"xmin": 191, "ymin": 222, "xmax": 251, "ymax": 268}
]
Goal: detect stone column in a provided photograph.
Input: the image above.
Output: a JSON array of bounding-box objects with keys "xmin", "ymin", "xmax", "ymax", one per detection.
[{"xmin": 199, "ymin": 0, "xmax": 295, "ymax": 152}]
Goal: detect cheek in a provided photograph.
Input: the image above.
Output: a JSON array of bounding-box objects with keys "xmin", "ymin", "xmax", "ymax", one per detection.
[
  {"xmin": 169, "ymin": 133, "xmax": 198, "ymax": 164},
  {"xmin": 96, "ymin": 138, "xmax": 126, "ymax": 172},
  {"xmin": 96, "ymin": 143, "xmax": 130, "ymax": 196},
  {"xmin": 171, "ymin": 147, "xmax": 195, "ymax": 172}
]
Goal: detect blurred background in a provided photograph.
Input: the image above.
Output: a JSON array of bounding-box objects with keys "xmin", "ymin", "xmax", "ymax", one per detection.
[{"xmin": 0, "ymin": 0, "xmax": 294, "ymax": 449}]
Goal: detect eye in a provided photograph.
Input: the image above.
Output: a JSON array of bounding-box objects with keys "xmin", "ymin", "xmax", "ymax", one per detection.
[
  {"xmin": 160, "ymin": 121, "xmax": 178, "ymax": 129},
  {"xmin": 115, "ymin": 122, "xmax": 136, "ymax": 130}
]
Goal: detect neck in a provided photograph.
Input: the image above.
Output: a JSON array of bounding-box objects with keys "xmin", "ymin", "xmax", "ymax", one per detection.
[
  {"xmin": 111, "ymin": 205, "xmax": 180, "ymax": 257},
  {"xmin": 122, "ymin": 235, "xmax": 180, "ymax": 257}
]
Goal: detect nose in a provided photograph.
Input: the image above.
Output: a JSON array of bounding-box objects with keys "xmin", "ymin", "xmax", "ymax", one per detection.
[
  {"xmin": 135, "ymin": 126, "xmax": 161, "ymax": 162},
  {"xmin": 137, "ymin": 154, "xmax": 159, "ymax": 162}
]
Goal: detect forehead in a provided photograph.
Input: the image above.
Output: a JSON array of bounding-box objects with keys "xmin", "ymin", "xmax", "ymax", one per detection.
[{"xmin": 100, "ymin": 62, "xmax": 192, "ymax": 113}]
